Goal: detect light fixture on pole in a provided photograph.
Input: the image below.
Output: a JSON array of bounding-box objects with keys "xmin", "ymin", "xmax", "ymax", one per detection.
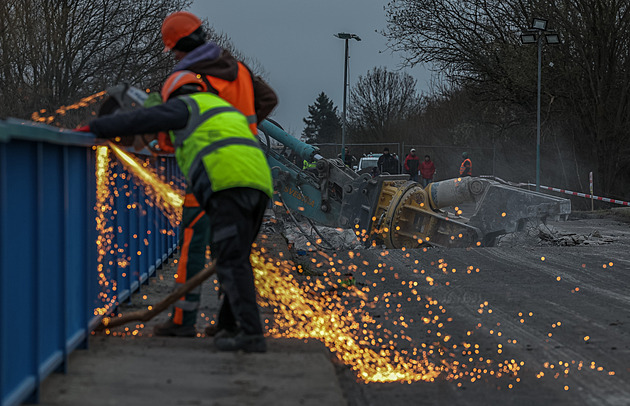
[
  {"xmin": 520, "ymin": 19, "xmax": 560, "ymax": 192},
  {"xmin": 334, "ymin": 32, "xmax": 361, "ymax": 166},
  {"xmin": 545, "ymin": 33, "xmax": 560, "ymax": 44},
  {"xmin": 531, "ymin": 18, "xmax": 548, "ymax": 30}
]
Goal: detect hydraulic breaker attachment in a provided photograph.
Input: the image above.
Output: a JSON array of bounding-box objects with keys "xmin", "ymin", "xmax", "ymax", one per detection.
[
  {"xmin": 427, "ymin": 177, "xmax": 571, "ymax": 245},
  {"xmin": 339, "ymin": 176, "xmax": 570, "ymax": 249}
]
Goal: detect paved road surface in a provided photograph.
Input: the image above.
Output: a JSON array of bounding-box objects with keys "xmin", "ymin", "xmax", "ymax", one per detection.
[{"xmin": 292, "ymin": 215, "xmax": 630, "ymax": 405}]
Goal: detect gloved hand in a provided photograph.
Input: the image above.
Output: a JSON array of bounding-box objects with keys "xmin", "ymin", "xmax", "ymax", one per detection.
[
  {"xmin": 75, "ymin": 125, "xmax": 91, "ymax": 132},
  {"xmin": 143, "ymin": 92, "xmax": 163, "ymax": 108}
]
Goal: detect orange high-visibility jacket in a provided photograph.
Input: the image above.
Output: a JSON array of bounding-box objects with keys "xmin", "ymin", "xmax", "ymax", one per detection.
[
  {"xmin": 159, "ymin": 62, "xmax": 259, "ymax": 154},
  {"xmin": 199, "ymin": 62, "xmax": 258, "ymax": 135},
  {"xmin": 460, "ymin": 158, "xmax": 472, "ymax": 176}
]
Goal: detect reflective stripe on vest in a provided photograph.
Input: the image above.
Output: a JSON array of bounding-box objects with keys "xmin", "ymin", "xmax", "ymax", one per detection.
[
  {"xmin": 202, "ymin": 61, "xmax": 258, "ymax": 134},
  {"xmin": 188, "ymin": 137, "xmax": 262, "ymax": 186},
  {"xmin": 170, "ymin": 93, "xmax": 273, "ymax": 202},
  {"xmin": 163, "ymin": 71, "xmax": 194, "ymax": 100},
  {"xmin": 172, "ymin": 102, "xmax": 241, "ymax": 147}
]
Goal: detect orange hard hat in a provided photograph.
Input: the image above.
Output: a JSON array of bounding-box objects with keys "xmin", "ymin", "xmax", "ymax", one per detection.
[
  {"xmin": 161, "ymin": 11, "xmax": 202, "ymax": 51},
  {"xmin": 161, "ymin": 70, "xmax": 207, "ymax": 101}
]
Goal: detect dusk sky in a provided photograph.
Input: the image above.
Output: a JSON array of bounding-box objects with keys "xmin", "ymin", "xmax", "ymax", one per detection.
[{"xmin": 190, "ymin": 0, "xmax": 434, "ymax": 136}]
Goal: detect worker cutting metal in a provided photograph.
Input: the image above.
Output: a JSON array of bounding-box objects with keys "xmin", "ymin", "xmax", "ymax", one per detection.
[
  {"xmin": 79, "ymin": 71, "xmax": 273, "ymax": 353},
  {"xmin": 155, "ymin": 11, "xmax": 277, "ymax": 341}
]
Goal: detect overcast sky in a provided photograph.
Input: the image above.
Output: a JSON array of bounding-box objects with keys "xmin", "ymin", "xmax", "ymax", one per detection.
[{"xmin": 189, "ymin": 0, "xmax": 433, "ymax": 136}]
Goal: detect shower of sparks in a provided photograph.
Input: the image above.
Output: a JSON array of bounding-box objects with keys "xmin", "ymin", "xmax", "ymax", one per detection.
[
  {"xmin": 94, "ymin": 146, "xmax": 117, "ymax": 316},
  {"xmin": 92, "ymin": 142, "xmax": 183, "ymax": 318},
  {"xmin": 38, "ymin": 93, "xmax": 185, "ymax": 320},
  {"xmin": 90, "ymin": 162, "xmax": 617, "ymax": 388},
  {"xmin": 58, "ymin": 106, "xmax": 614, "ymax": 388},
  {"xmin": 91, "ymin": 164, "xmax": 618, "ymax": 389},
  {"xmin": 108, "ymin": 142, "xmax": 183, "ymax": 226},
  {"xmin": 250, "ymin": 249, "xmax": 528, "ymax": 384},
  {"xmin": 31, "ymin": 90, "xmax": 107, "ymax": 124}
]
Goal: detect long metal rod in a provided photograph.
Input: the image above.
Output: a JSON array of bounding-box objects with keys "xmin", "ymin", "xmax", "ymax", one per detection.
[
  {"xmin": 98, "ymin": 263, "xmax": 216, "ymax": 329},
  {"xmin": 536, "ymin": 36, "xmax": 542, "ymax": 192}
]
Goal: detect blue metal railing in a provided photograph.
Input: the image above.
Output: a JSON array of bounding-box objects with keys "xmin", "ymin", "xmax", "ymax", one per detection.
[{"xmin": 0, "ymin": 119, "xmax": 179, "ymax": 406}]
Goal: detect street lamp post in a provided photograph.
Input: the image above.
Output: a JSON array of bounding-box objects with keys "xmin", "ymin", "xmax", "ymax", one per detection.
[
  {"xmin": 520, "ymin": 18, "xmax": 560, "ymax": 192},
  {"xmin": 335, "ymin": 32, "xmax": 361, "ymax": 165}
]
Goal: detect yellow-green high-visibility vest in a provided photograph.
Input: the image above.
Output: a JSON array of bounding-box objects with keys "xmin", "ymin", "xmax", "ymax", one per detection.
[
  {"xmin": 170, "ymin": 93, "xmax": 273, "ymax": 206},
  {"xmin": 303, "ymin": 160, "xmax": 316, "ymax": 170}
]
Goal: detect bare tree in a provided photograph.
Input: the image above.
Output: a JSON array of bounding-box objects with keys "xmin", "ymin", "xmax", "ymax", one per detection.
[
  {"xmin": 385, "ymin": 0, "xmax": 630, "ymax": 195},
  {"xmin": 347, "ymin": 66, "xmax": 422, "ymax": 142},
  {"xmin": 0, "ymin": 0, "xmax": 190, "ymax": 124}
]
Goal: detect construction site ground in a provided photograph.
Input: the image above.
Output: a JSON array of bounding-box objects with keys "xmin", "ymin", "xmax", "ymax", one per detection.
[{"xmin": 30, "ymin": 209, "xmax": 630, "ymax": 406}]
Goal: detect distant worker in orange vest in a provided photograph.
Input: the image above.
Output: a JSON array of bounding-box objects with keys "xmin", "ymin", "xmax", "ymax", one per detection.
[
  {"xmin": 459, "ymin": 152, "xmax": 472, "ymax": 177},
  {"xmin": 154, "ymin": 11, "xmax": 277, "ymax": 340}
]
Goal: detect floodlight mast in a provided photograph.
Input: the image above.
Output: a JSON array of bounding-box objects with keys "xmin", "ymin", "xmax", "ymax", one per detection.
[
  {"xmin": 520, "ymin": 19, "xmax": 560, "ymax": 192},
  {"xmin": 334, "ymin": 33, "xmax": 361, "ymax": 165}
]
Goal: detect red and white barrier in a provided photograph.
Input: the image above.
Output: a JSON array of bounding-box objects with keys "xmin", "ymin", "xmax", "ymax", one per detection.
[{"xmin": 525, "ymin": 183, "xmax": 630, "ymax": 207}]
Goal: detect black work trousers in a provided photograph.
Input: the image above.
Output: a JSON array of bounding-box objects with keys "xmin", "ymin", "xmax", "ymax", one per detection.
[{"xmin": 204, "ymin": 187, "xmax": 268, "ymax": 336}]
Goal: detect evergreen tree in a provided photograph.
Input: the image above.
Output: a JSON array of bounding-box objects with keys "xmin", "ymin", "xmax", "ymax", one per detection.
[{"xmin": 302, "ymin": 92, "xmax": 341, "ymax": 144}]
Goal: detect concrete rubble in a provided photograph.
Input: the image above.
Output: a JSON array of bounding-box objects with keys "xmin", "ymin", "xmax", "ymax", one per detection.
[
  {"xmin": 283, "ymin": 223, "xmax": 363, "ymax": 252},
  {"xmin": 276, "ymin": 213, "xmax": 618, "ymax": 250},
  {"xmin": 497, "ymin": 222, "xmax": 616, "ymax": 247},
  {"xmin": 537, "ymin": 225, "xmax": 616, "ymax": 246}
]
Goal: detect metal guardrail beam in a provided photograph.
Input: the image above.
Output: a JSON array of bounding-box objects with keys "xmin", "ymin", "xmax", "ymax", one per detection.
[{"xmin": 0, "ymin": 118, "xmax": 105, "ymax": 146}]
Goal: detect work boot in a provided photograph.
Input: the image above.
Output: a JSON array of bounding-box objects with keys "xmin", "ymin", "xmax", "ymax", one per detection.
[
  {"xmin": 153, "ymin": 320, "xmax": 196, "ymax": 337},
  {"xmin": 214, "ymin": 331, "xmax": 267, "ymax": 353},
  {"xmin": 204, "ymin": 324, "xmax": 238, "ymax": 338}
]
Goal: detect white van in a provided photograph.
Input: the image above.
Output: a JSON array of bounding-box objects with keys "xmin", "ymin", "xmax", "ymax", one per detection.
[{"xmin": 355, "ymin": 154, "xmax": 382, "ymax": 174}]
